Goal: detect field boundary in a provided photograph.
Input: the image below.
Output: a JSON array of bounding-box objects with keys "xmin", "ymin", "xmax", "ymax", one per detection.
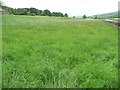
[{"xmin": 104, "ymin": 19, "xmax": 120, "ymax": 29}]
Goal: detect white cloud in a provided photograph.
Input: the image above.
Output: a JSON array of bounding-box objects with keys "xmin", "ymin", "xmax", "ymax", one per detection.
[{"xmin": 2, "ymin": 0, "xmax": 119, "ymax": 16}]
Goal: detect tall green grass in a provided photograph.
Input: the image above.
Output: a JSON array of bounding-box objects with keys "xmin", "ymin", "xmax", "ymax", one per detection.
[
  {"xmin": 0, "ymin": 14, "xmax": 2, "ymax": 89},
  {"xmin": 2, "ymin": 15, "xmax": 118, "ymax": 88}
]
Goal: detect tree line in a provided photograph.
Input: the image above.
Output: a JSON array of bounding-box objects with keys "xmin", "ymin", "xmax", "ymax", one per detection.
[{"xmin": 0, "ymin": 1, "xmax": 68, "ymax": 17}]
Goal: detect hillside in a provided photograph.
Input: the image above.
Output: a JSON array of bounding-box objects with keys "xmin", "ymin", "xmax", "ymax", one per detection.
[{"xmin": 92, "ymin": 11, "xmax": 118, "ymax": 19}]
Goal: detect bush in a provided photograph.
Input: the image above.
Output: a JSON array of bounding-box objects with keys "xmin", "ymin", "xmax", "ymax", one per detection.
[
  {"xmin": 83, "ymin": 15, "xmax": 87, "ymax": 19},
  {"xmin": 31, "ymin": 13, "xmax": 36, "ymax": 16}
]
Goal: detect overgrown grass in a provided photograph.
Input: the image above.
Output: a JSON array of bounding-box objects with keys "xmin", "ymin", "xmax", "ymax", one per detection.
[{"xmin": 2, "ymin": 15, "xmax": 118, "ymax": 88}]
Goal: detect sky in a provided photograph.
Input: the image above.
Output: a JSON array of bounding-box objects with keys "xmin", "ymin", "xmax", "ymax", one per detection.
[{"xmin": 2, "ymin": 0, "xmax": 119, "ymax": 16}]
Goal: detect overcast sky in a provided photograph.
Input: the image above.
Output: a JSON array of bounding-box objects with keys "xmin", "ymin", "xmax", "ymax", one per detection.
[{"xmin": 2, "ymin": 0, "xmax": 119, "ymax": 16}]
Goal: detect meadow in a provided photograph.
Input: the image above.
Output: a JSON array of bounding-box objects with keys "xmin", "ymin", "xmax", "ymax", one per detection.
[{"xmin": 2, "ymin": 15, "xmax": 118, "ymax": 88}]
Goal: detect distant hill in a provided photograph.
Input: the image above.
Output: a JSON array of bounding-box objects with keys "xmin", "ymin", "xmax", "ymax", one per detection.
[
  {"xmin": 92, "ymin": 11, "xmax": 118, "ymax": 19},
  {"xmin": 72, "ymin": 11, "xmax": 118, "ymax": 19}
]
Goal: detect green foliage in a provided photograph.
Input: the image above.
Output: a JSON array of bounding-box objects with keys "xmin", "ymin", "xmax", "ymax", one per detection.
[
  {"xmin": 1, "ymin": 5, "xmax": 66, "ymax": 17},
  {"xmin": 11, "ymin": 8, "xmax": 28, "ymax": 15},
  {"xmin": 64, "ymin": 13, "xmax": 68, "ymax": 17},
  {"xmin": 94, "ymin": 16, "xmax": 98, "ymax": 19},
  {"xmin": 0, "ymin": 0, "xmax": 3, "ymax": 7},
  {"xmin": 73, "ymin": 16, "xmax": 75, "ymax": 18},
  {"xmin": 2, "ymin": 15, "xmax": 118, "ymax": 88},
  {"xmin": 52, "ymin": 12, "xmax": 64, "ymax": 17},
  {"xmin": 41, "ymin": 11, "xmax": 46, "ymax": 16},
  {"xmin": 83, "ymin": 15, "xmax": 87, "ymax": 19},
  {"xmin": 36, "ymin": 10, "xmax": 42, "ymax": 15},
  {"xmin": 29, "ymin": 7, "xmax": 38, "ymax": 15},
  {"xmin": 43, "ymin": 9, "xmax": 51, "ymax": 16},
  {"xmin": 30, "ymin": 13, "xmax": 36, "ymax": 16}
]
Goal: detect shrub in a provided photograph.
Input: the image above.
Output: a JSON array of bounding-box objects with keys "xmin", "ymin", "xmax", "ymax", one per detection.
[{"xmin": 31, "ymin": 13, "xmax": 36, "ymax": 16}]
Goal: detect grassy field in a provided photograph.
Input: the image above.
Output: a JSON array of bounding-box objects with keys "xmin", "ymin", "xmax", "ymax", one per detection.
[{"xmin": 2, "ymin": 15, "xmax": 118, "ymax": 88}]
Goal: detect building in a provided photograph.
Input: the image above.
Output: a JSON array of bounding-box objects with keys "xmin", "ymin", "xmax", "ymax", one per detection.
[{"xmin": 0, "ymin": 8, "xmax": 7, "ymax": 14}]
